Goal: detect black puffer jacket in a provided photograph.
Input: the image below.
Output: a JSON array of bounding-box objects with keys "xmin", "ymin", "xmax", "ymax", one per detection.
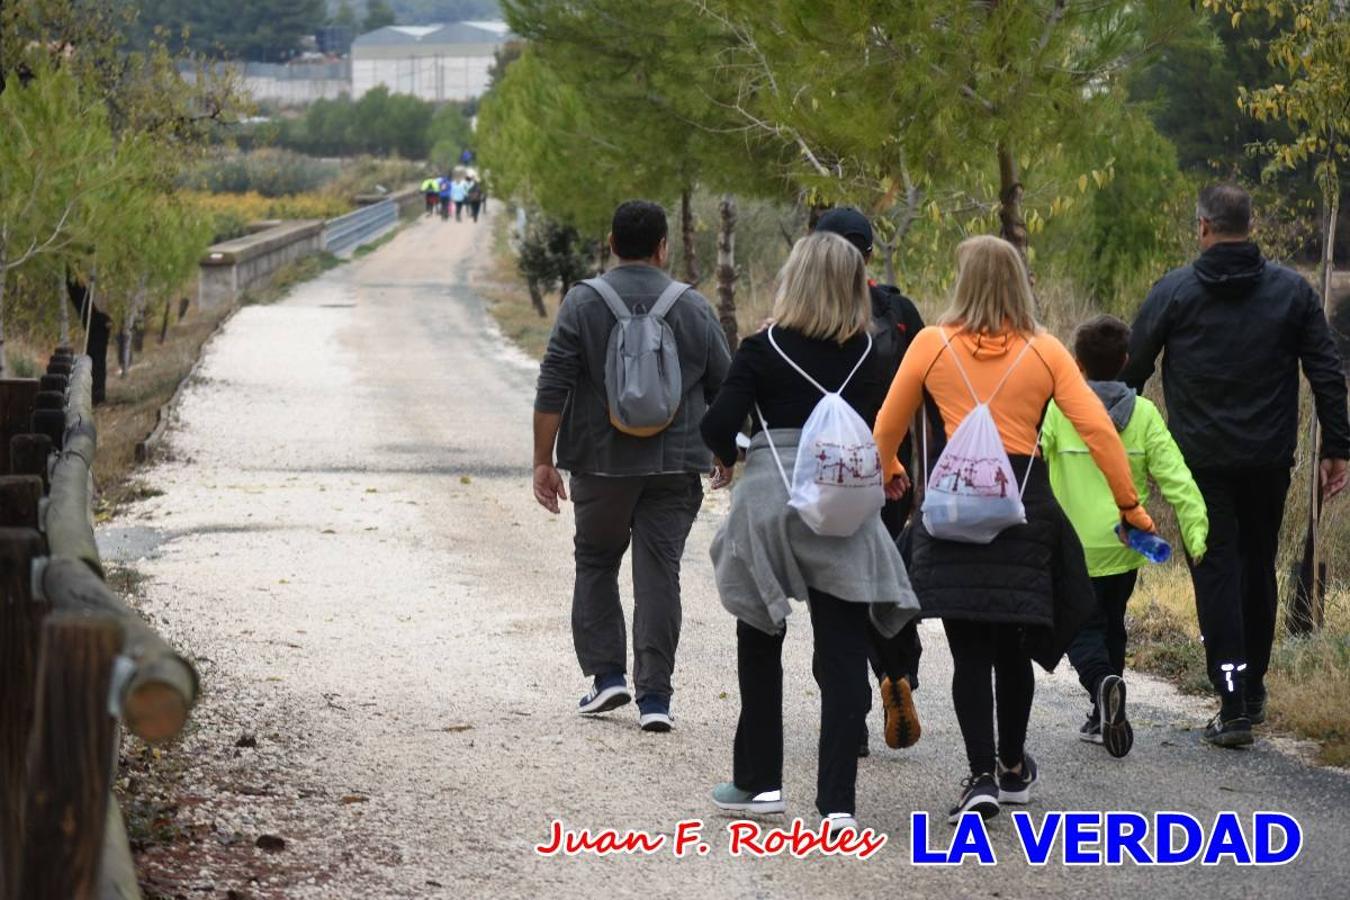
[
  {"xmin": 907, "ymin": 456, "xmax": 1095, "ymax": 672},
  {"xmin": 1122, "ymin": 242, "xmax": 1350, "ymax": 469}
]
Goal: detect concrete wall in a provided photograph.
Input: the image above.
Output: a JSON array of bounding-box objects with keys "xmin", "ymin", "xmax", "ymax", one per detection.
[
  {"xmin": 198, "ymin": 221, "xmax": 324, "ymax": 311},
  {"xmin": 181, "ymin": 61, "xmax": 351, "ymax": 109}
]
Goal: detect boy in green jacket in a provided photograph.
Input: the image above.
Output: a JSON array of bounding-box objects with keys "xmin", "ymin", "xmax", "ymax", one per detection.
[{"xmin": 1042, "ymin": 315, "xmax": 1209, "ymax": 758}]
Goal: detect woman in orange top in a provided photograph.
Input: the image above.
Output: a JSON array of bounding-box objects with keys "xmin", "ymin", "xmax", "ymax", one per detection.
[{"xmin": 873, "ymin": 235, "xmax": 1155, "ymax": 824}]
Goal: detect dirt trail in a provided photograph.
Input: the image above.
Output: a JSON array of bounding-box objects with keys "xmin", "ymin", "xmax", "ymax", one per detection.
[{"xmin": 104, "ymin": 212, "xmax": 1350, "ymax": 899}]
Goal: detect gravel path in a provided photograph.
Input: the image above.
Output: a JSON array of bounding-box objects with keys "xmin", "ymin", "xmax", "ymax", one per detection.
[{"xmin": 104, "ymin": 212, "xmax": 1350, "ymax": 899}]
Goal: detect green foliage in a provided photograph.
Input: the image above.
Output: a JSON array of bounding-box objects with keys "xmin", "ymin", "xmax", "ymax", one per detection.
[
  {"xmin": 185, "ymin": 149, "xmax": 342, "ymax": 196},
  {"xmin": 133, "ymin": 0, "xmax": 327, "ymax": 62},
  {"xmin": 1129, "ymin": 12, "xmax": 1291, "ymax": 179},
  {"xmin": 0, "ymin": 0, "xmax": 247, "ymax": 372},
  {"xmin": 376, "ymin": 1, "xmax": 502, "ymax": 24},
  {"xmin": 332, "ymin": 1, "xmax": 359, "ymax": 28},
  {"xmin": 364, "ymin": 0, "xmax": 397, "ymax": 31},
  {"xmin": 517, "ymin": 213, "xmax": 596, "ymax": 298},
  {"xmin": 277, "ymin": 89, "xmax": 473, "ymax": 161}
]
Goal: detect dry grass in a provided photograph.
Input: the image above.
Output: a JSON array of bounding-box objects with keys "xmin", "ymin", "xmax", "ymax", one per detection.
[
  {"xmin": 1126, "ymin": 564, "xmax": 1350, "ymax": 766},
  {"xmin": 93, "ymin": 302, "xmax": 235, "ymax": 512},
  {"xmin": 474, "ymin": 213, "xmax": 556, "ymax": 360}
]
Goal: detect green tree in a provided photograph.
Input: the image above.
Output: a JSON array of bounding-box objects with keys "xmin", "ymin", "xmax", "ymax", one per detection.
[
  {"xmin": 365, "ymin": 0, "xmax": 398, "ymax": 31},
  {"xmin": 697, "ymin": 0, "xmax": 1195, "ymax": 265},
  {"xmin": 134, "ymin": 0, "xmax": 326, "ymax": 61},
  {"xmin": 333, "ymin": 0, "xmax": 359, "ymax": 28},
  {"xmin": 1, "ymin": 0, "xmax": 246, "ymax": 386}
]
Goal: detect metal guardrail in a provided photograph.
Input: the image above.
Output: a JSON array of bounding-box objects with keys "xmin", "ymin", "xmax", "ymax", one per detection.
[{"xmin": 323, "ymin": 198, "xmax": 398, "ymax": 255}]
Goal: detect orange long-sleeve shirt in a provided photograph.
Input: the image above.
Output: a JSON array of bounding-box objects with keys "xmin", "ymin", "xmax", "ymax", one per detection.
[{"xmin": 874, "ymin": 325, "xmax": 1154, "ymax": 531}]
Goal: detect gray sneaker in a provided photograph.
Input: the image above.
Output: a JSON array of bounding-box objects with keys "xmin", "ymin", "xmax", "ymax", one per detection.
[{"xmin": 711, "ymin": 782, "xmax": 786, "ymax": 814}]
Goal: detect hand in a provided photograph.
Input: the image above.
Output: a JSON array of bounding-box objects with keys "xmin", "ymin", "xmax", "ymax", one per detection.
[
  {"xmin": 1119, "ymin": 504, "xmax": 1155, "ymax": 537},
  {"xmin": 533, "ymin": 464, "xmax": 568, "ymax": 514},
  {"xmin": 884, "ymin": 473, "xmax": 911, "ymax": 502},
  {"xmin": 709, "ymin": 462, "xmax": 734, "ymax": 490},
  {"xmin": 1320, "ymin": 458, "xmax": 1348, "ymax": 502}
]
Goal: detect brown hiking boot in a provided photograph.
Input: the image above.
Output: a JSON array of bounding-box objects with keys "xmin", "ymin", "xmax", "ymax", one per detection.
[{"xmin": 881, "ymin": 676, "xmax": 921, "ymax": 749}]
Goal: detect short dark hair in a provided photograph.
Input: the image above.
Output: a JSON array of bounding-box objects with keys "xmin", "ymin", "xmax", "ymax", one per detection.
[
  {"xmin": 611, "ymin": 200, "xmax": 668, "ymax": 260},
  {"xmin": 1073, "ymin": 314, "xmax": 1131, "ymax": 381},
  {"xmin": 1197, "ymin": 183, "xmax": 1252, "ymax": 236}
]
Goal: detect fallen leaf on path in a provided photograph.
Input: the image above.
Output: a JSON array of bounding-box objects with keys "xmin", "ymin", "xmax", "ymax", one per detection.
[
  {"xmin": 340, "ymin": 794, "xmax": 369, "ymax": 804},
  {"xmin": 320, "ymin": 529, "xmax": 336, "ymax": 534},
  {"xmin": 235, "ymin": 734, "xmax": 257, "ymax": 748},
  {"xmin": 442, "ymin": 723, "xmax": 474, "ymax": 732},
  {"xmin": 460, "ymin": 476, "xmax": 472, "ymax": 484}
]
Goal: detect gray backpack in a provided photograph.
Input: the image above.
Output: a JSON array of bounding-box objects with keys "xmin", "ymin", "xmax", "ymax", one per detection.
[{"xmin": 582, "ymin": 276, "xmax": 689, "ymax": 437}]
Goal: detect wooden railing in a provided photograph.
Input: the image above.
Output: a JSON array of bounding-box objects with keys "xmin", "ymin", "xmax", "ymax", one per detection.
[{"xmin": 1, "ymin": 351, "xmax": 199, "ymax": 900}]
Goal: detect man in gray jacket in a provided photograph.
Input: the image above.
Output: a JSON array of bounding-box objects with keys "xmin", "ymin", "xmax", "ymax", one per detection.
[{"xmin": 533, "ymin": 200, "xmax": 731, "ymax": 731}]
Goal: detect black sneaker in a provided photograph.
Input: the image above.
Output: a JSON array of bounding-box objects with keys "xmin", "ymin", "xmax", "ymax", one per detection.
[
  {"xmin": 1247, "ymin": 694, "xmax": 1267, "ymax": 725},
  {"xmin": 997, "ymin": 753, "xmax": 1039, "ymax": 804},
  {"xmin": 1078, "ymin": 710, "xmax": 1103, "ymax": 744},
  {"xmin": 948, "ymin": 773, "xmax": 999, "ymax": 824},
  {"xmin": 1203, "ymin": 713, "xmax": 1253, "ymax": 748},
  {"xmin": 1098, "ymin": 675, "xmax": 1133, "ymax": 758}
]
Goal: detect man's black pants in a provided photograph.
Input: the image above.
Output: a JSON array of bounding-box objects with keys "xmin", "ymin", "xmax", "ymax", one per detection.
[
  {"xmin": 570, "ymin": 473, "xmax": 703, "ymax": 702},
  {"xmin": 1189, "ymin": 466, "xmax": 1290, "ymax": 714},
  {"xmin": 733, "ymin": 590, "xmax": 870, "ymax": 816},
  {"xmin": 866, "ymin": 494, "xmax": 922, "ymax": 689},
  {"xmin": 1067, "ymin": 570, "xmax": 1139, "ymax": 702}
]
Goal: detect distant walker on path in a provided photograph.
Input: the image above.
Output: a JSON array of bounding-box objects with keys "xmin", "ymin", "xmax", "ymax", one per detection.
[{"xmin": 532, "ymin": 200, "xmax": 732, "ymax": 732}]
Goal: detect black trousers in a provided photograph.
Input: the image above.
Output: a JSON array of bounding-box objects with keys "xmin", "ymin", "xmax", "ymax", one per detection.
[
  {"xmin": 734, "ymin": 590, "xmax": 870, "ymax": 816},
  {"xmin": 1189, "ymin": 466, "xmax": 1290, "ymax": 713},
  {"xmin": 1066, "ymin": 570, "xmax": 1139, "ymax": 702},
  {"xmin": 944, "ymin": 619, "xmax": 1035, "ymax": 777},
  {"xmin": 570, "ymin": 473, "xmax": 703, "ymax": 700},
  {"xmin": 866, "ymin": 490, "xmax": 923, "ymax": 688}
]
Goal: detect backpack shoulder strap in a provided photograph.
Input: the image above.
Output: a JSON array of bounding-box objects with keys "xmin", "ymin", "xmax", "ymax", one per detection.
[
  {"xmin": 582, "ymin": 277, "xmax": 630, "ymax": 322},
  {"xmin": 651, "ymin": 280, "xmax": 691, "ymax": 319},
  {"xmin": 937, "ymin": 327, "xmax": 982, "ymax": 404},
  {"xmin": 766, "ymin": 327, "xmax": 828, "ymax": 395},
  {"xmin": 986, "ymin": 336, "xmax": 1036, "ymax": 404},
  {"xmin": 836, "ymin": 333, "xmax": 874, "ymax": 394}
]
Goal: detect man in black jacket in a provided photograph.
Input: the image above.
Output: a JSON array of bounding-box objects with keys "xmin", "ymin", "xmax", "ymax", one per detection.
[
  {"xmin": 1123, "ymin": 184, "xmax": 1350, "ymax": 748},
  {"xmin": 814, "ymin": 208, "xmax": 926, "ymax": 754}
]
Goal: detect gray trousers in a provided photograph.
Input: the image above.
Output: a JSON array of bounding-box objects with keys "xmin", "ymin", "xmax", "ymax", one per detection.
[{"xmin": 570, "ymin": 472, "xmax": 703, "ymax": 700}]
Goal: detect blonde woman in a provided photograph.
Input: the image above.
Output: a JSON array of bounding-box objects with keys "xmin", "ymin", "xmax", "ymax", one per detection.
[
  {"xmin": 700, "ymin": 232, "xmax": 918, "ymax": 831},
  {"xmin": 873, "ymin": 235, "xmax": 1156, "ymax": 823}
]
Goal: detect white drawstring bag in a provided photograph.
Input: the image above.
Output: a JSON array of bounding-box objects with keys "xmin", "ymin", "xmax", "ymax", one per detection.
[
  {"xmin": 757, "ymin": 327, "xmax": 884, "ymax": 537},
  {"xmin": 921, "ymin": 329, "xmax": 1040, "ymax": 544}
]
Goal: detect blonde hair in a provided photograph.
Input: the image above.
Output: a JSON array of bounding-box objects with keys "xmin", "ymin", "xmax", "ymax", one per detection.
[
  {"xmin": 941, "ymin": 235, "xmax": 1040, "ymax": 336},
  {"xmin": 773, "ymin": 232, "xmax": 871, "ymax": 345}
]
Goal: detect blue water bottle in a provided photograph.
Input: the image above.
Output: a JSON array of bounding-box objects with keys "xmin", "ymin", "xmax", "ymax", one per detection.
[{"xmin": 1115, "ymin": 525, "xmax": 1172, "ymax": 564}]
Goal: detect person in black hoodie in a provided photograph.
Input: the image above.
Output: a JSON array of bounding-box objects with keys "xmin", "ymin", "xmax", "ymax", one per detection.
[
  {"xmin": 1122, "ymin": 183, "xmax": 1350, "ymax": 748},
  {"xmin": 814, "ymin": 208, "xmax": 927, "ymax": 755}
]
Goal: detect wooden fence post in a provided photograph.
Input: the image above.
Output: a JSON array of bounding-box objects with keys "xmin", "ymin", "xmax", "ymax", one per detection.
[
  {"xmin": 0, "ymin": 379, "xmax": 40, "ymax": 475},
  {"xmin": 0, "ymin": 476, "xmax": 44, "ymax": 529},
  {"xmin": 18, "ymin": 614, "xmax": 123, "ymax": 900},
  {"xmin": 9, "ymin": 434, "xmax": 53, "ymax": 490},
  {"xmin": 0, "ymin": 528, "xmax": 50, "ymax": 898}
]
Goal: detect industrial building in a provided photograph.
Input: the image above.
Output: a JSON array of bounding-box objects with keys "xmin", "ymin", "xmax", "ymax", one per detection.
[{"xmin": 351, "ymin": 21, "xmax": 511, "ymax": 102}]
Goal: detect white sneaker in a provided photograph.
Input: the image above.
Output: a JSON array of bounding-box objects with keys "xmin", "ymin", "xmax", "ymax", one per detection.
[{"xmin": 823, "ymin": 812, "xmax": 859, "ymax": 833}]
